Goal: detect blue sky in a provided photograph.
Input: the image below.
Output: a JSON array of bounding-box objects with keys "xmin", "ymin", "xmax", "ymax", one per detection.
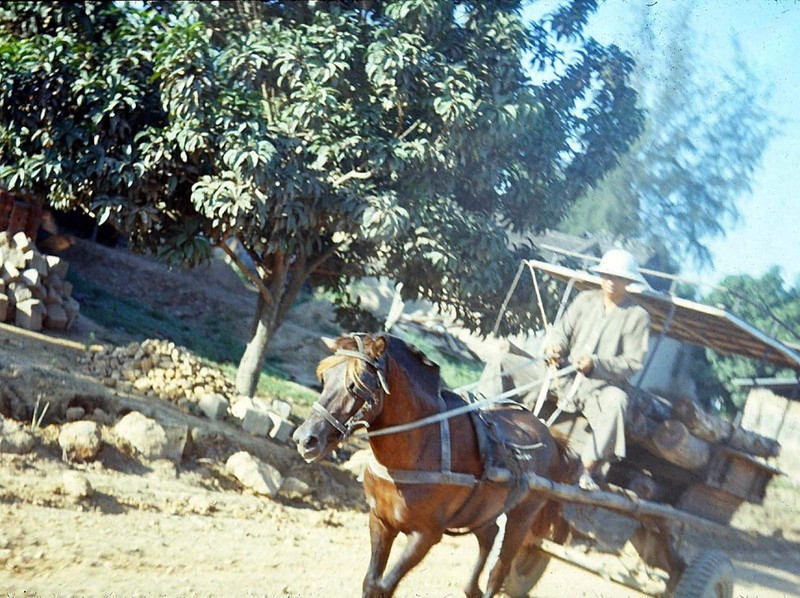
[{"xmin": 571, "ymin": 1, "xmax": 800, "ymax": 286}]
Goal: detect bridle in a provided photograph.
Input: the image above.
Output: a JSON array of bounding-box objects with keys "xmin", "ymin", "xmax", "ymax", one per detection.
[{"xmin": 312, "ymin": 334, "xmax": 391, "ymax": 439}]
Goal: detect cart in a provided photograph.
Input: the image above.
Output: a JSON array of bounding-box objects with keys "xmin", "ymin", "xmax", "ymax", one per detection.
[{"xmin": 490, "ymin": 257, "xmax": 799, "ymax": 598}]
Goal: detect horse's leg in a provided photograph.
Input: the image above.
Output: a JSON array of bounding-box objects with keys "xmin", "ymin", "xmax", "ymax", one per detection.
[
  {"xmin": 373, "ymin": 528, "xmax": 441, "ymax": 598},
  {"xmin": 464, "ymin": 521, "xmax": 499, "ymax": 598},
  {"xmin": 483, "ymin": 498, "xmax": 547, "ymax": 598},
  {"xmin": 363, "ymin": 510, "xmax": 398, "ymax": 598}
]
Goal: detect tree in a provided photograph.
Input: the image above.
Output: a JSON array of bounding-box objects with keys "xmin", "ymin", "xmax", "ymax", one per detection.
[
  {"xmin": 559, "ymin": 6, "xmax": 774, "ymax": 269},
  {"xmin": 697, "ymin": 269, "xmax": 800, "ymax": 410},
  {"xmin": 0, "ymin": 0, "xmax": 643, "ymax": 396}
]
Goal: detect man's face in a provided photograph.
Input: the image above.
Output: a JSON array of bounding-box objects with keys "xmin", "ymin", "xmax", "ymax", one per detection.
[{"xmin": 600, "ymin": 274, "xmax": 630, "ymax": 303}]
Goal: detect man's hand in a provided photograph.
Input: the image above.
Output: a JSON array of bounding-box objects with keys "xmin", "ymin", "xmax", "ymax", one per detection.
[
  {"xmin": 574, "ymin": 355, "xmax": 594, "ymax": 375},
  {"xmin": 545, "ymin": 345, "xmax": 563, "ymax": 367}
]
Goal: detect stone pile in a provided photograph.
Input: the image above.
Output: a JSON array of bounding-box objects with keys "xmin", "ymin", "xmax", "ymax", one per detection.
[
  {"xmin": 81, "ymin": 338, "xmax": 236, "ymax": 407},
  {"xmin": 0, "ymin": 231, "xmax": 79, "ymax": 331},
  {"xmin": 80, "ymin": 338, "xmax": 297, "ymax": 444}
]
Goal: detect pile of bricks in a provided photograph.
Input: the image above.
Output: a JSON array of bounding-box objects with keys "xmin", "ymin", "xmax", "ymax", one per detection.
[
  {"xmin": 0, "ymin": 231, "xmax": 79, "ymax": 331},
  {"xmin": 81, "ymin": 338, "xmax": 236, "ymax": 405}
]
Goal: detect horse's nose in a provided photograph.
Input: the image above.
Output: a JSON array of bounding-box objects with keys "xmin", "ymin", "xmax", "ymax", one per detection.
[{"xmin": 292, "ymin": 428, "xmax": 319, "ymax": 452}]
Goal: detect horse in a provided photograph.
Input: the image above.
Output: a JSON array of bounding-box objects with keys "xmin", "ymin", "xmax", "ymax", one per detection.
[{"xmin": 292, "ymin": 332, "xmax": 574, "ymax": 598}]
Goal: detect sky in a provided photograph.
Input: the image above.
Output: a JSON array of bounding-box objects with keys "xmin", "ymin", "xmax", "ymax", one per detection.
[{"xmin": 569, "ymin": 0, "xmax": 800, "ymax": 287}]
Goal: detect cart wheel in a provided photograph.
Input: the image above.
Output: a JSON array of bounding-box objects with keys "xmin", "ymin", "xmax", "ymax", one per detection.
[
  {"xmin": 671, "ymin": 550, "xmax": 734, "ymax": 598},
  {"xmin": 504, "ymin": 545, "xmax": 551, "ymax": 598}
]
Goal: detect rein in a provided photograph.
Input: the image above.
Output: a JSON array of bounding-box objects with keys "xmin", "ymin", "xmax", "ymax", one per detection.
[{"xmin": 362, "ymin": 363, "xmax": 576, "ymax": 439}]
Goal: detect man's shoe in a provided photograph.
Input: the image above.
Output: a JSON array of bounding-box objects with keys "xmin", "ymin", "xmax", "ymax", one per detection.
[
  {"xmin": 485, "ymin": 467, "xmax": 513, "ymax": 483},
  {"xmin": 578, "ymin": 471, "xmax": 599, "ymax": 492}
]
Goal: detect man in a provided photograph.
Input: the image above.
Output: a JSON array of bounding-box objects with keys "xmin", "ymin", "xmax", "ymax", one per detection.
[{"xmin": 478, "ymin": 248, "xmax": 651, "ymax": 490}]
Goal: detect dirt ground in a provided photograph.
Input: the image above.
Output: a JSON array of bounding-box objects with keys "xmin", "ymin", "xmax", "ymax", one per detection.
[{"xmin": 1, "ymin": 240, "xmax": 799, "ymax": 598}]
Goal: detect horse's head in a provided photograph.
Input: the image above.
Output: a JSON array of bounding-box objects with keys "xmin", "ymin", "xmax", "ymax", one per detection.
[
  {"xmin": 293, "ymin": 333, "xmax": 392, "ymax": 463},
  {"xmin": 293, "ymin": 332, "xmax": 443, "ymax": 463}
]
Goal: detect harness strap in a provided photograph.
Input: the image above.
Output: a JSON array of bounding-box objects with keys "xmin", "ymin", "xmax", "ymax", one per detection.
[
  {"xmin": 438, "ymin": 394, "xmax": 452, "ymax": 474},
  {"xmin": 312, "ymin": 402, "xmax": 349, "ymax": 436},
  {"xmin": 334, "ymin": 348, "xmax": 391, "ymax": 394},
  {"xmin": 367, "ymin": 458, "xmax": 477, "ymax": 487}
]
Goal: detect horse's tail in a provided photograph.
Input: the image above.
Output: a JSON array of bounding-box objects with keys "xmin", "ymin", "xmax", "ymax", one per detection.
[{"xmin": 528, "ymin": 434, "xmax": 580, "ymax": 542}]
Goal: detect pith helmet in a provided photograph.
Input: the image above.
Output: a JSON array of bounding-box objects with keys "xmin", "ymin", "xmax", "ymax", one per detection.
[{"xmin": 590, "ymin": 249, "xmax": 646, "ymax": 284}]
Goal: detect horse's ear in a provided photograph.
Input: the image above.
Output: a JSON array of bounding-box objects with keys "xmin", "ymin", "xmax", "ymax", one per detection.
[
  {"xmin": 320, "ymin": 336, "xmax": 338, "ymax": 352},
  {"xmin": 370, "ymin": 335, "xmax": 388, "ymax": 358}
]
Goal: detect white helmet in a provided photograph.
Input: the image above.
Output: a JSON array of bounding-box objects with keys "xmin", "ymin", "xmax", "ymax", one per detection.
[{"xmin": 590, "ymin": 248, "xmax": 646, "ymax": 284}]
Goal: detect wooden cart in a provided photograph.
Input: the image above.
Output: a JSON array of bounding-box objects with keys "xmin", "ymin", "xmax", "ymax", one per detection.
[{"xmin": 495, "ymin": 258, "xmax": 799, "ymax": 598}]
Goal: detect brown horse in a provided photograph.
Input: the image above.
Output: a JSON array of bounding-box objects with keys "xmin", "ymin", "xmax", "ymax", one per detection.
[{"xmin": 293, "ymin": 333, "xmax": 569, "ymax": 598}]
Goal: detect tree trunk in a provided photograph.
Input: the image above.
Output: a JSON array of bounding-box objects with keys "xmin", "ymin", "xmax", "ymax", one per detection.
[
  {"xmin": 233, "ymin": 253, "xmax": 313, "ymax": 399},
  {"xmin": 728, "ymin": 426, "xmax": 780, "ymax": 458},
  {"xmin": 652, "ymin": 420, "xmax": 711, "ymax": 470},
  {"xmin": 668, "ymin": 397, "xmax": 779, "ymax": 458},
  {"xmin": 235, "ymin": 293, "xmax": 279, "ymax": 398},
  {"xmin": 672, "ymin": 397, "xmax": 733, "ymax": 443}
]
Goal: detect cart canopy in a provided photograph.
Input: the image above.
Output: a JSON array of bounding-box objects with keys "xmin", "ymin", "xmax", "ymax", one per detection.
[{"xmin": 529, "ymin": 260, "xmax": 800, "ymax": 372}]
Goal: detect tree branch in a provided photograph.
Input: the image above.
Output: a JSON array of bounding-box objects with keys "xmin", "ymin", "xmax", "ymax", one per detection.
[
  {"xmin": 217, "ymin": 240, "xmax": 274, "ymax": 305},
  {"xmin": 333, "ymin": 169, "xmax": 373, "ymax": 187}
]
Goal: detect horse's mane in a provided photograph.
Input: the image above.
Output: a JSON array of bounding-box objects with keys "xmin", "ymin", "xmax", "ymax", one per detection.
[
  {"xmin": 384, "ymin": 334, "xmax": 442, "ymax": 398},
  {"xmin": 316, "ymin": 334, "xmax": 443, "ymax": 399},
  {"xmin": 316, "ymin": 352, "xmax": 366, "ymax": 388}
]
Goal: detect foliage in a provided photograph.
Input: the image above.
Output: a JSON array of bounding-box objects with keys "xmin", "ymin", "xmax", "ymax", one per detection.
[
  {"xmin": 0, "ymin": 0, "xmax": 643, "ymax": 395},
  {"xmin": 698, "ymin": 269, "xmax": 800, "ymax": 409},
  {"xmin": 559, "ymin": 6, "xmax": 774, "ymax": 269},
  {"xmin": 394, "ymin": 325, "xmax": 483, "ymax": 390}
]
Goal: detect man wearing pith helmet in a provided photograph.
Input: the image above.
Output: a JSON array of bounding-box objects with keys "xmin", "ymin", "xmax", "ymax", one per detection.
[{"xmin": 543, "ymin": 248, "xmax": 651, "ymax": 490}]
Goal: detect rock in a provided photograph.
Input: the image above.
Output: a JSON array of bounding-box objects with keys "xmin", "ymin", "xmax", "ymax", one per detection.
[
  {"xmin": 225, "ymin": 451, "xmax": 283, "ymax": 497},
  {"xmin": 0, "ymin": 419, "xmax": 36, "ymax": 455},
  {"xmin": 92, "ymin": 408, "xmax": 113, "ymax": 425},
  {"xmin": 21, "ymin": 268, "xmax": 40, "ymax": 288},
  {"xmin": 162, "ymin": 423, "xmax": 189, "ymax": 463},
  {"xmin": 11, "ymin": 231, "xmax": 31, "ymax": 252},
  {"xmin": 113, "ymin": 412, "xmax": 168, "ymax": 460},
  {"xmin": 187, "ymin": 494, "xmax": 217, "ymax": 515},
  {"xmin": 15, "ymin": 298, "xmax": 44, "ymax": 331},
  {"xmin": 230, "ymin": 396, "xmax": 255, "ymax": 420},
  {"xmin": 266, "ymin": 412, "xmax": 295, "ymax": 444},
  {"xmin": 1, "ymin": 262, "xmax": 19, "ymax": 283},
  {"xmin": 241, "ymin": 408, "xmax": 274, "ymax": 437},
  {"xmin": 279, "ymin": 477, "xmax": 312, "ymax": 500},
  {"xmin": 44, "ymin": 303, "xmax": 69, "ymax": 331},
  {"xmin": 62, "ymin": 471, "xmax": 93, "ymax": 500},
  {"xmin": 65, "ymin": 406, "xmax": 86, "ymax": 421},
  {"xmin": 0, "ymin": 293, "xmax": 8, "ymax": 321},
  {"xmin": 45, "ymin": 254, "xmax": 69, "ymax": 278},
  {"xmin": 198, "ymin": 393, "xmax": 229, "ymax": 420},
  {"xmin": 58, "ymin": 420, "xmax": 102, "ymax": 462},
  {"xmin": 270, "ymin": 399, "xmax": 293, "ymax": 419},
  {"xmin": 113, "ymin": 411, "xmax": 187, "ymax": 463}
]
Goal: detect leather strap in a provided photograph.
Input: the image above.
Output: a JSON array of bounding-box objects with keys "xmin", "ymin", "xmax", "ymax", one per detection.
[{"xmin": 367, "ymin": 458, "xmax": 477, "ymax": 488}]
